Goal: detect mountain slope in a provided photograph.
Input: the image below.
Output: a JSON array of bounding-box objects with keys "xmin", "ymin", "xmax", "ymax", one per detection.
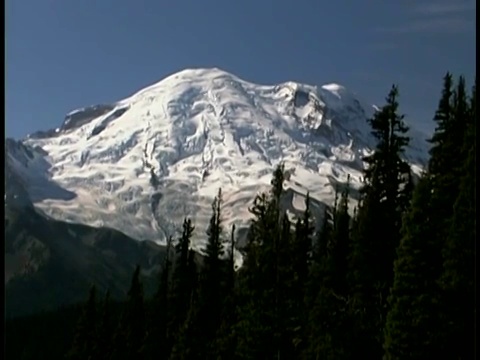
[
  {"xmin": 5, "ymin": 205, "xmax": 165, "ymax": 318},
  {"xmin": 6, "ymin": 68, "xmax": 429, "ymax": 252}
]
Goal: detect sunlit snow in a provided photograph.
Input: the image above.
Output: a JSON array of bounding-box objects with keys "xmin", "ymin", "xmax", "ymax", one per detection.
[{"xmin": 6, "ymin": 68, "xmax": 430, "ymax": 259}]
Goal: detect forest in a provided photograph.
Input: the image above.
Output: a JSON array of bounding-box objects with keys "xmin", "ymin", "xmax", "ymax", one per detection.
[{"xmin": 6, "ymin": 72, "xmax": 475, "ymax": 360}]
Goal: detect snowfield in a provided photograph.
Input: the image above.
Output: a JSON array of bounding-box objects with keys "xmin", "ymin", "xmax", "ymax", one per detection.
[{"xmin": 5, "ymin": 68, "xmax": 430, "ymax": 255}]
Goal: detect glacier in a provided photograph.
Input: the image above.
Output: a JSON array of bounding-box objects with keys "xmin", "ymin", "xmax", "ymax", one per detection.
[{"xmin": 5, "ymin": 67, "xmax": 430, "ymax": 253}]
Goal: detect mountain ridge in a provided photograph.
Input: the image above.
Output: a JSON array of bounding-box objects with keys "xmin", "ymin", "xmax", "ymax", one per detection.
[{"xmin": 5, "ymin": 67, "xmax": 430, "ymax": 253}]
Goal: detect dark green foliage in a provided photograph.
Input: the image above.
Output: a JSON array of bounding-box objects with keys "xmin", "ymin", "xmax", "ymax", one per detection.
[
  {"xmin": 214, "ymin": 224, "xmax": 238, "ymax": 360},
  {"xmin": 6, "ymin": 306, "xmax": 82, "ymax": 360},
  {"xmin": 437, "ymin": 76, "xmax": 476, "ymax": 359},
  {"xmin": 348, "ymin": 84, "xmax": 413, "ymax": 358},
  {"xmin": 66, "ymin": 285, "xmax": 98, "ymax": 360},
  {"xmin": 172, "ymin": 188, "xmax": 227, "ymax": 359},
  {"xmin": 428, "ymin": 72, "xmax": 454, "ymax": 177},
  {"xmin": 384, "ymin": 74, "xmax": 476, "ymax": 359},
  {"xmin": 94, "ymin": 290, "xmax": 114, "ymax": 360},
  {"xmin": 111, "ymin": 265, "xmax": 146, "ymax": 360},
  {"xmin": 330, "ymin": 179, "xmax": 351, "ymax": 297},
  {"xmin": 170, "ymin": 218, "xmax": 197, "ymax": 338},
  {"xmin": 384, "ymin": 177, "xmax": 444, "ymax": 359},
  {"xmin": 234, "ymin": 164, "xmax": 287, "ymax": 359},
  {"xmin": 305, "ymin": 182, "xmax": 353, "ymax": 360},
  {"xmin": 144, "ymin": 236, "xmax": 173, "ymax": 360}
]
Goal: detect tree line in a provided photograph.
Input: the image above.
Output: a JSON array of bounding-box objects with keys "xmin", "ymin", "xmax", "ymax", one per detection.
[{"xmin": 9, "ymin": 72, "xmax": 475, "ymax": 360}]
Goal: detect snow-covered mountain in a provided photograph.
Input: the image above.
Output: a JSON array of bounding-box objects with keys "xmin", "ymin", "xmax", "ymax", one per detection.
[{"xmin": 5, "ymin": 68, "xmax": 429, "ymax": 252}]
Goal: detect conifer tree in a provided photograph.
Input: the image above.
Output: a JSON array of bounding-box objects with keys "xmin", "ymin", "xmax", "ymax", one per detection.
[
  {"xmin": 288, "ymin": 194, "xmax": 314, "ymax": 356},
  {"xmin": 305, "ymin": 181, "xmax": 353, "ymax": 359},
  {"xmin": 426, "ymin": 73, "xmax": 467, "ymax": 241},
  {"xmin": 348, "ymin": 85, "xmax": 412, "ymax": 358},
  {"xmin": 428, "ymin": 72, "xmax": 454, "ymax": 178},
  {"xmin": 383, "ymin": 177, "xmax": 444, "ymax": 359},
  {"xmin": 331, "ymin": 177, "xmax": 351, "ymax": 297},
  {"xmin": 94, "ymin": 290, "xmax": 113, "ymax": 360},
  {"xmin": 438, "ymin": 76, "xmax": 476, "ymax": 359},
  {"xmin": 111, "ymin": 265, "xmax": 146, "ymax": 360},
  {"xmin": 196, "ymin": 188, "xmax": 226, "ymax": 358},
  {"xmin": 234, "ymin": 164, "xmax": 287, "ymax": 359},
  {"xmin": 144, "ymin": 236, "xmax": 173, "ymax": 360},
  {"xmin": 170, "ymin": 218, "xmax": 196, "ymax": 337},
  {"xmin": 214, "ymin": 224, "xmax": 238, "ymax": 360},
  {"xmin": 67, "ymin": 285, "xmax": 98, "ymax": 360},
  {"xmin": 384, "ymin": 74, "xmax": 476, "ymax": 359}
]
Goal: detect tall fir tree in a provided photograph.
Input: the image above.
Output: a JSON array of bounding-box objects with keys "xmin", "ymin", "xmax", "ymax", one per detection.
[
  {"xmin": 383, "ymin": 177, "xmax": 444, "ymax": 359},
  {"xmin": 170, "ymin": 218, "xmax": 196, "ymax": 340},
  {"xmin": 66, "ymin": 285, "xmax": 98, "ymax": 360},
  {"xmin": 384, "ymin": 74, "xmax": 476, "ymax": 359},
  {"xmin": 111, "ymin": 265, "xmax": 146, "ymax": 360},
  {"xmin": 195, "ymin": 188, "xmax": 227, "ymax": 359},
  {"xmin": 234, "ymin": 163, "xmax": 288, "ymax": 359},
  {"xmin": 438, "ymin": 76, "xmax": 476, "ymax": 359},
  {"xmin": 94, "ymin": 290, "xmax": 114, "ymax": 360},
  {"xmin": 214, "ymin": 224, "xmax": 238, "ymax": 360},
  {"xmin": 331, "ymin": 177, "xmax": 351, "ymax": 297},
  {"xmin": 428, "ymin": 72, "xmax": 454, "ymax": 178},
  {"xmin": 348, "ymin": 85, "xmax": 412, "ymax": 358},
  {"xmin": 144, "ymin": 236, "xmax": 173, "ymax": 360},
  {"xmin": 305, "ymin": 180, "xmax": 353, "ymax": 359},
  {"xmin": 282, "ymin": 194, "xmax": 314, "ymax": 358}
]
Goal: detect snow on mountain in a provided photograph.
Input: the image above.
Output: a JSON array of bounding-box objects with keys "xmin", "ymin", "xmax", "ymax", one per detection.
[{"xmin": 6, "ymin": 67, "xmax": 430, "ymax": 253}]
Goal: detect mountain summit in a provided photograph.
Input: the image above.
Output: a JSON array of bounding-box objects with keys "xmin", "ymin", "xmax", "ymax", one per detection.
[{"xmin": 5, "ymin": 68, "xmax": 429, "ymax": 250}]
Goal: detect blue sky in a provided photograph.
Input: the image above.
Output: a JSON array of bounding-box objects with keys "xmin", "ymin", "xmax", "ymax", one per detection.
[{"xmin": 6, "ymin": 0, "xmax": 476, "ymax": 139}]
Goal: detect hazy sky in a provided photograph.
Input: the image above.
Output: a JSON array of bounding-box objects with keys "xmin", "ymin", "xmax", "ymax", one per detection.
[{"xmin": 6, "ymin": 0, "xmax": 476, "ymax": 139}]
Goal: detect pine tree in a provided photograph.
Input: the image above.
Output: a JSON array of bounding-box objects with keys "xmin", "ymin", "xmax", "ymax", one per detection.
[
  {"xmin": 383, "ymin": 177, "xmax": 444, "ymax": 359},
  {"xmin": 331, "ymin": 177, "xmax": 351, "ymax": 297},
  {"xmin": 438, "ymin": 76, "xmax": 476, "ymax": 359},
  {"xmin": 234, "ymin": 164, "xmax": 287, "ymax": 359},
  {"xmin": 305, "ymin": 181, "xmax": 353, "ymax": 359},
  {"xmin": 288, "ymin": 194, "xmax": 314, "ymax": 356},
  {"xmin": 214, "ymin": 224, "xmax": 238, "ymax": 360},
  {"xmin": 348, "ymin": 85, "xmax": 412, "ymax": 358},
  {"xmin": 144, "ymin": 236, "xmax": 173, "ymax": 360},
  {"xmin": 428, "ymin": 72, "xmax": 454, "ymax": 178},
  {"xmin": 426, "ymin": 73, "xmax": 468, "ymax": 239},
  {"xmin": 111, "ymin": 265, "xmax": 146, "ymax": 360},
  {"xmin": 66, "ymin": 285, "xmax": 98, "ymax": 360},
  {"xmin": 170, "ymin": 218, "xmax": 196, "ymax": 339},
  {"xmin": 198, "ymin": 188, "xmax": 226, "ymax": 358},
  {"xmin": 384, "ymin": 74, "xmax": 476, "ymax": 359},
  {"xmin": 171, "ymin": 189, "xmax": 227, "ymax": 359},
  {"xmin": 94, "ymin": 290, "xmax": 113, "ymax": 360}
]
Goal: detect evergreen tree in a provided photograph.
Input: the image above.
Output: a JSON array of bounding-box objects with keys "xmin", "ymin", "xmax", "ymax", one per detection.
[
  {"xmin": 428, "ymin": 72, "xmax": 454, "ymax": 178},
  {"xmin": 331, "ymin": 177, "xmax": 351, "ymax": 297},
  {"xmin": 305, "ymin": 181, "xmax": 353, "ymax": 359},
  {"xmin": 215, "ymin": 224, "xmax": 238, "ymax": 360},
  {"xmin": 383, "ymin": 177, "xmax": 444, "ymax": 359},
  {"xmin": 171, "ymin": 189, "xmax": 227, "ymax": 359},
  {"xmin": 111, "ymin": 265, "xmax": 146, "ymax": 360},
  {"xmin": 67, "ymin": 285, "xmax": 98, "ymax": 360},
  {"xmin": 438, "ymin": 76, "xmax": 476, "ymax": 359},
  {"xmin": 144, "ymin": 236, "xmax": 173, "ymax": 360},
  {"xmin": 384, "ymin": 74, "xmax": 476, "ymax": 359},
  {"xmin": 348, "ymin": 85, "xmax": 412, "ymax": 358},
  {"xmin": 197, "ymin": 188, "xmax": 226, "ymax": 358},
  {"xmin": 170, "ymin": 218, "xmax": 196, "ymax": 338},
  {"xmin": 288, "ymin": 194, "xmax": 314, "ymax": 356},
  {"xmin": 426, "ymin": 73, "xmax": 468, "ymax": 241},
  {"xmin": 234, "ymin": 164, "xmax": 287, "ymax": 359},
  {"xmin": 94, "ymin": 290, "xmax": 113, "ymax": 360}
]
